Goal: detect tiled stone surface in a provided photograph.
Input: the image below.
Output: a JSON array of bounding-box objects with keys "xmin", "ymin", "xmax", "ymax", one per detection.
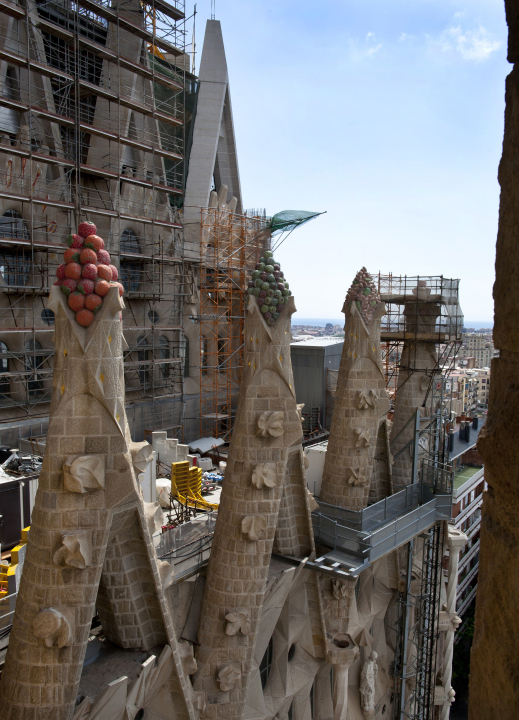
[
  {"xmin": 193, "ymin": 297, "xmax": 309, "ymax": 719},
  {"xmin": 390, "ymin": 303, "xmax": 440, "ymax": 493},
  {"xmin": 0, "ymin": 289, "xmax": 195, "ymax": 720},
  {"xmin": 320, "ymin": 301, "xmax": 390, "ymax": 510}
]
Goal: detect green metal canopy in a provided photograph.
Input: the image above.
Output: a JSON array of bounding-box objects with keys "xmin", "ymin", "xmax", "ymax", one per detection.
[{"xmin": 268, "ymin": 210, "xmax": 324, "ymax": 235}]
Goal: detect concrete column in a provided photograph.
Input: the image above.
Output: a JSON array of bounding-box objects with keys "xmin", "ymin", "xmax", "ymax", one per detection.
[
  {"xmin": 327, "ymin": 634, "xmax": 359, "ymax": 720},
  {"xmin": 440, "ymin": 527, "xmax": 467, "ymax": 720}
]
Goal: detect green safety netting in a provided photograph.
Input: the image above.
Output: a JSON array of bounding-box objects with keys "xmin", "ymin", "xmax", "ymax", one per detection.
[{"xmin": 268, "ymin": 210, "xmax": 324, "ymax": 235}]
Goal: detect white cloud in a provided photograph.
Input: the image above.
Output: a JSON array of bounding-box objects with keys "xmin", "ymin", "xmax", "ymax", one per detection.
[
  {"xmin": 429, "ymin": 25, "xmax": 501, "ymax": 62},
  {"xmin": 347, "ymin": 32, "xmax": 382, "ymax": 61}
]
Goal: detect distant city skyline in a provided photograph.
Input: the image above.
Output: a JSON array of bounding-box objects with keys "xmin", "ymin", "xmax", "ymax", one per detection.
[
  {"xmin": 193, "ymin": 0, "xmax": 507, "ymax": 322},
  {"xmin": 291, "ymin": 316, "xmax": 493, "ymax": 329}
]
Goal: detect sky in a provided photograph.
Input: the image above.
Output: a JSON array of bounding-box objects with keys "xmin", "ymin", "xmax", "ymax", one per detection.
[{"xmin": 189, "ymin": 0, "xmax": 509, "ymax": 324}]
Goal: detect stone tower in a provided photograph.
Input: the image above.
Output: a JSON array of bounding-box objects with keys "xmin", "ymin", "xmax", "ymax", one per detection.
[
  {"xmin": 389, "ymin": 281, "xmax": 441, "ymax": 493},
  {"xmin": 192, "ymin": 259, "xmax": 317, "ymax": 720},
  {"xmin": 0, "ymin": 287, "xmax": 194, "ymax": 720},
  {"xmin": 319, "ymin": 268, "xmax": 390, "ymax": 510}
]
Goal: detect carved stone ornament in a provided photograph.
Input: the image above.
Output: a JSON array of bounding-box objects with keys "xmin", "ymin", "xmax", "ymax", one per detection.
[
  {"xmin": 251, "ymin": 463, "xmax": 278, "ymax": 489},
  {"xmin": 130, "ymin": 440, "xmax": 153, "ymax": 474},
  {"xmin": 33, "ymin": 608, "xmax": 72, "ymax": 648},
  {"xmin": 257, "ymin": 410, "xmax": 285, "ymax": 438},
  {"xmin": 53, "ymin": 531, "xmax": 92, "ymax": 569},
  {"xmin": 354, "ymin": 428, "xmax": 371, "ymax": 448},
  {"xmin": 332, "ymin": 579, "xmax": 349, "ymax": 600},
  {"xmin": 357, "ymin": 390, "xmax": 377, "ymax": 410},
  {"xmin": 63, "ymin": 454, "xmax": 105, "ymax": 493},
  {"xmin": 296, "ymin": 403, "xmax": 305, "ymax": 423},
  {"xmin": 225, "ymin": 610, "xmax": 251, "ymax": 636},
  {"xmin": 193, "ymin": 692, "xmax": 207, "ymax": 714},
  {"xmin": 306, "ymin": 488, "xmax": 319, "ymax": 512},
  {"xmin": 178, "ymin": 639, "xmax": 198, "ymax": 675},
  {"xmin": 347, "ymin": 468, "xmax": 369, "ymax": 487},
  {"xmin": 241, "ymin": 515, "xmax": 267, "ymax": 541},
  {"xmin": 217, "ymin": 664, "xmax": 241, "ymax": 692},
  {"xmin": 157, "ymin": 558, "xmax": 175, "ymax": 590}
]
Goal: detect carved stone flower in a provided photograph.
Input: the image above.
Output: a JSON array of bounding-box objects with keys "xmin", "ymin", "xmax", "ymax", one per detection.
[
  {"xmin": 33, "ymin": 608, "xmax": 72, "ymax": 648},
  {"xmin": 257, "ymin": 411, "xmax": 284, "ymax": 438},
  {"xmin": 241, "ymin": 515, "xmax": 267, "ymax": 541},
  {"xmin": 347, "ymin": 468, "xmax": 369, "ymax": 487},
  {"xmin": 53, "ymin": 532, "xmax": 91, "ymax": 569},
  {"xmin": 63, "ymin": 454, "xmax": 105, "ymax": 493},
  {"xmin": 331, "ymin": 579, "xmax": 349, "ymax": 600},
  {"xmin": 251, "ymin": 463, "xmax": 277, "ymax": 489},
  {"xmin": 354, "ymin": 428, "xmax": 370, "ymax": 448},
  {"xmin": 357, "ymin": 390, "xmax": 377, "ymax": 410},
  {"xmin": 225, "ymin": 610, "xmax": 251, "ymax": 636},
  {"xmin": 217, "ymin": 664, "xmax": 241, "ymax": 692}
]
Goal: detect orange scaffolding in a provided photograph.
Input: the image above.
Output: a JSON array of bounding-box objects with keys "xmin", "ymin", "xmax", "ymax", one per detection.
[{"xmin": 199, "ymin": 207, "xmax": 269, "ymax": 439}]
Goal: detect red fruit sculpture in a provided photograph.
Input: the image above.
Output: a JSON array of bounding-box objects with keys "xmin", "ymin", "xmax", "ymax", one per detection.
[
  {"xmin": 79, "ymin": 248, "xmax": 97, "ymax": 265},
  {"xmin": 84, "ymin": 234, "xmax": 104, "ymax": 252},
  {"xmin": 94, "ymin": 279, "xmax": 110, "ymax": 297},
  {"xmin": 65, "ymin": 263, "xmax": 82, "ymax": 281},
  {"xmin": 78, "ymin": 221, "xmax": 96, "ymax": 238},
  {"xmin": 60, "ymin": 278, "xmax": 77, "ymax": 297},
  {"xmin": 96, "ymin": 264, "xmax": 112, "ymax": 282},
  {"xmin": 68, "ymin": 292, "xmax": 85, "ymax": 312},
  {"xmin": 67, "ymin": 234, "xmax": 84, "ymax": 249},
  {"xmin": 77, "ymin": 279, "xmax": 94, "ymax": 296},
  {"xmin": 85, "ymin": 294, "xmax": 102, "ymax": 312},
  {"xmin": 97, "ymin": 249, "xmax": 111, "ymax": 265},
  {"xmin": 110, "ymin": 281, "xmax": 124, "ymax": 297},
  {"xmin": 64, "ymin": 248, "xmax": 80, "ymax": 264},
  {"xmin": 55, "ymin": 224, "xmax": 123, "ymax": 326},
  {"xmin": 82, "ymin": 263, "xmax": 98, "ymax": 281},
  {"xmin": 76, "ymin": 308, "xmax": 95, "ymax": 327}
]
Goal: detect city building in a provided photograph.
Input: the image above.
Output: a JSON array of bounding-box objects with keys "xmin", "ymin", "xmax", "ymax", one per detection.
[{"xmin": 458, "ymin": 332, "xmax": 495, "ymax": 368}]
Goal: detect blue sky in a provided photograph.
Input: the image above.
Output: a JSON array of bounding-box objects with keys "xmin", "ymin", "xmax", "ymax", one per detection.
[{"xmin": 190, "ymin": 0, "xmax": 508, "ymax": 323}]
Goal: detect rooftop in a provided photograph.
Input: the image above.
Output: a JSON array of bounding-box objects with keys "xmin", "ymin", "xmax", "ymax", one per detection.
[
  {"xmin": 453, "ymin": 465, "xmax": 484, "ymax": 491},
  {"xmin": 448, "ymin": 417, "xmax": 486, "ymax": 462},
  {"xmin": 290, "ymin": 337, "xmax": 344, "ymax": 348}
]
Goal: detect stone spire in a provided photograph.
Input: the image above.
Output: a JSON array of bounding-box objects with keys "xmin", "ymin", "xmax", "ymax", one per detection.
[
  {"xmin": 319, "ymin": 268, "xmax": 390, "ymax": 510},
  {"xmin": 0, "ymin": 287, "xmax": 195, "ymax": 720},
  {"xmin": 193, "ymin": 253, "xmax": 315, "ymax": 719}
]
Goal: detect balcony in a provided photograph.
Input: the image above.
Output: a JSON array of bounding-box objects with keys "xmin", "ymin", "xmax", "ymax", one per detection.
[{"xmin": 309, "ymin": 476, "xmax": 452, "ymax": 578}]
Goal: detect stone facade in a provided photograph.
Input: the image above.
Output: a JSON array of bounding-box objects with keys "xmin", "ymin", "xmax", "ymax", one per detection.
[
  {"xmin": 468, "ymin": 3, "xmax": 519, "ymax": 716},
  {"xmin": 0, "ymin": 287, "xmax": 194, "ymax": 720},
  {"xmin": 320, "ymin": 269, "xmax": 390, "ymax": 510}
]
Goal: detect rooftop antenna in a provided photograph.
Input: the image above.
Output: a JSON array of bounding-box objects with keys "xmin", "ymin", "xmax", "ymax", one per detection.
[{"xmin": 211, "ymin": 0, "xmax": 215, "ymax": 20}]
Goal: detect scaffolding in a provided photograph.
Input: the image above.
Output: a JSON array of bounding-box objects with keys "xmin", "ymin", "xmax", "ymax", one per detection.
[
  {"xmin": 0, "ymin": 0, "xmax": 195, "ymax": 442},
  {"xmin": 377, "ymin": 275, "xmax": 463, "ymax": 403},
  {"xmin": 198, "ymin": 206, "xmax": 269, "ymax": 439}
]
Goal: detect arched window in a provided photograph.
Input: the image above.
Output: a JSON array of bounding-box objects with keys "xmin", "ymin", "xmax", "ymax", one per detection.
[
  {"xmin": 120, "ymin": 229, "xmax": 141, "ymax": 292},
  {"xmin": 137, "ymin": 336, "xmax": 149, "ymax": 387},
  {"xmin": 0, "ymin": 210, "xmax": 30, "ymax": 286},
  {"xmin": 0, "ymin": 341, "xmax": 9, "ymax": 400},
  {"xmin": 25, "ymin": 339, "xmax": 43, "ymax": 396},
  {"xmin": 159, "ymin": 335, "xmax": 169, "ymax": 379}
]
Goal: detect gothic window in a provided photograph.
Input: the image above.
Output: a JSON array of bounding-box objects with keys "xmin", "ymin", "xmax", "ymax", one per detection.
[
  {"xmin": 120, "ymin": 228, "xmax": 141, "ymax": 292},
  {"xmin": 0, "ymin": 211, "xmax": 30, "ymax": 286},
  {"xmin": 137, "ymin": 336, "xmax": 149, "ymax": 387}
]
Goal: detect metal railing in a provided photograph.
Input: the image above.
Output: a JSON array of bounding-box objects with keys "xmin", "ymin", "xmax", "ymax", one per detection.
[{"xmin": 155, "ymin": 510, "xmax": 217, "ymax": 580}]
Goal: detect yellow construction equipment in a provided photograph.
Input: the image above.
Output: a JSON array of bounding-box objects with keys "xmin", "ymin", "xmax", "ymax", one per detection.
[{"xmin": 170, "ymin": 461, "xmax": 218, "ymax": 511}]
